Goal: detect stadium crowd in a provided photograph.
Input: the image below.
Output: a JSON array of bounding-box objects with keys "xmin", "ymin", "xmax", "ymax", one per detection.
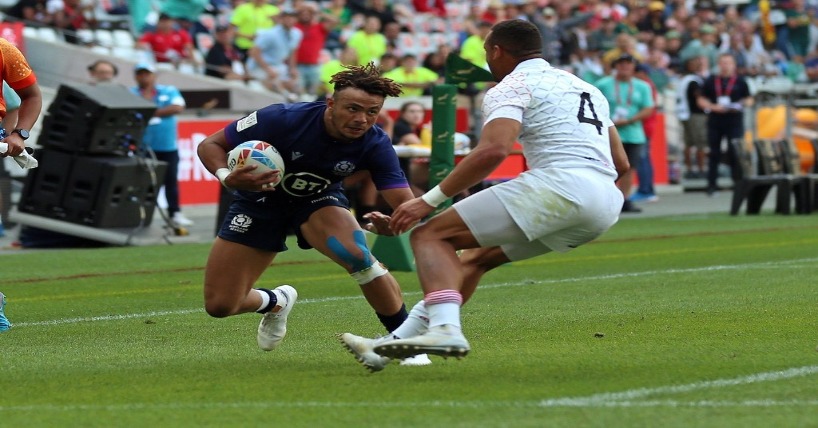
[{"xmin": 7, "ymin": 0, "xmax": 811, "ymax": 91}]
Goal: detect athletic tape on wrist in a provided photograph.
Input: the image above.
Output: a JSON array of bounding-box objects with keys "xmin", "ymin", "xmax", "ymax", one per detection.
[
  {"xmin": 215, "ymin": 168, "xmax": 231, "ymax": 188},
  {"xmin": 421, "ymin": 185, "xmax": 448, "ymax": 207}
]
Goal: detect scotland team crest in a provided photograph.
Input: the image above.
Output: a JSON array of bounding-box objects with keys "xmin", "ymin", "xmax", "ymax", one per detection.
[{"xmin": 334, "ymin": 160, "xmax": 356, "ymax": 176}]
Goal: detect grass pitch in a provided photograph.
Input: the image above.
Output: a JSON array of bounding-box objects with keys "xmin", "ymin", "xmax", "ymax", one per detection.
[{"xmin": 1, "ymin": 213, "xmax": 817, "ymax": 427}]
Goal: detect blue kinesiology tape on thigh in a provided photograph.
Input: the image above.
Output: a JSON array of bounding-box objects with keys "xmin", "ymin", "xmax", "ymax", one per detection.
[{"xmin": 326, "ymin": 230, "xmax": 374, "ymax": 272}]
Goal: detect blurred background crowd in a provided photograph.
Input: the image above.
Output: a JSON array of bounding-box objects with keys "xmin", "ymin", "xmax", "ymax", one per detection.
[{"xmin": 5, "ymin": 0, "xmax": 817, "ymax": 97}]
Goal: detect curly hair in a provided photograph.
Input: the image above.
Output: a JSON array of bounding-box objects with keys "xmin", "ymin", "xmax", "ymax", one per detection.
[{"xmin": 329, "ymin": 62, "xmax": 403, "ymax": 98}]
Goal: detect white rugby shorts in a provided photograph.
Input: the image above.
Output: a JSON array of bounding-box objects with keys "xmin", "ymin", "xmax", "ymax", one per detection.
[{"xmin": 453, "ymin": 168, "xmax": 623, "ymax": 261}]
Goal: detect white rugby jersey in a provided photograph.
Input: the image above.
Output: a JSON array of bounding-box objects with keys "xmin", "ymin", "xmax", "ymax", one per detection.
[{"xmin": 481, "ymin": 58, "xmax": 617, "ymax": 179}]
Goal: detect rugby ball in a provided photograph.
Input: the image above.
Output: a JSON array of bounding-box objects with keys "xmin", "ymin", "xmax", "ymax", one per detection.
[{"xmin": 227, "ymin": 141, "xmax": 285, "ymax": 187}]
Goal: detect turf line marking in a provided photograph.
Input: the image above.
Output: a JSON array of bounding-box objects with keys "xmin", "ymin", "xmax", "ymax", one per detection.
[
  {"xmin": 565, "ymin": 399, "xmax": 818, "ymax": 408},
  {"xmin": 480, "ymin": 256, "xmax": 818, "ymax": 291},
  {"xmin": 2, "ymin": 364, "xmax": 818, "ymax": 412},
  {"xmin": 12, "ymin": 257, "xmax": 818, "ymax": 328},
  {"xmin": 16, "ymin": 309, "xmax": 202, "ymax": 326},
  {"xmin": 538, "ymin": 365, "xmax": 818, "ymax": 407}
]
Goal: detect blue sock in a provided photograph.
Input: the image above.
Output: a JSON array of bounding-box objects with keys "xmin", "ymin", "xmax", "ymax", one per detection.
[{"xmin": 376, "ymin": 304, "xmax": 407, "ymax": 332}]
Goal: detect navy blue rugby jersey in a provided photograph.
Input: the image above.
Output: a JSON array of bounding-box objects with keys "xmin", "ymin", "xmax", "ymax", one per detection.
[{"xmin": 223, "ymin": 101, "xmax": 409, "ymax": 199}]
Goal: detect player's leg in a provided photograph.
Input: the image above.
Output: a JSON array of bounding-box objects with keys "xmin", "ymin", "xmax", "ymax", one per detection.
[
  {"xmin": 303, "ymin": 205, "xmax": 425, "ymax": 371},
  {"xmin": 459, "ymin": 246, "xmax": 511, "ymax": 304},
  {"xmin": 203, "ymin": 238, "xmax": 277, "ymax": 318},
  {"xmin": 376, "ymin": 188, "xmax": 508, "ymax": 360},
  {"xmin": 206, "ymin": 198, "xmax": 297, "ymax": 351},
  {"xmin": 203, "ymin": 238, "xmax": 297, "ymax": 351},
  {"xmin": 374, "ymin": 185, "xmax": 542, "ymax": 359},
  {"xmin": 378, "ymin": 241, "xmax": 548, "ymax": 357},
  {"xmin": 371, "ymin": 208, "xmax": 476, "ymax": 359},
  {"xmin": 299, "ymin": 205, "xmax": 406, "ymax": 327}
]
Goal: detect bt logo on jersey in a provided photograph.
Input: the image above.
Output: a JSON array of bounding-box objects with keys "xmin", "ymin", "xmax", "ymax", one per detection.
[{"xmin": 281, "ymin": 172, "xmax": 331, "ymax": 197}]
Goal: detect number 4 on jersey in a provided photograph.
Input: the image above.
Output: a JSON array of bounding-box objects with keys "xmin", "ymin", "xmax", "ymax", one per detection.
[{"xmin": 577, "ymin": 92, "xmax": 603, "ymax": 135}]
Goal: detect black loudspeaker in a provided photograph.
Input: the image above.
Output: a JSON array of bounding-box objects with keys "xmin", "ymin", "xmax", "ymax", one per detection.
[
  {"xmin": 38, "ymin": 83, "xmax": 156, "ymax": 155},
  {"xmin": 18, "ymin": 149, "xmax": 167, "ymax": 228},
  {"xmin": 18, "ymin": 149, "xmax": 76, "ymax": 220},
  {"xmin": 63, "ymin": 156, "xmax": 167, "ymax": 228}
]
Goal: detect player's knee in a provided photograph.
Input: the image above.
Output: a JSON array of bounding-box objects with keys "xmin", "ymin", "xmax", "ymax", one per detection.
[
  {"xmin": 408, "ymin": 223, "xmax": 428, "ymax": 245},
  {"xmin": 409, "ymin": 222, "xmax": 443, "ymax": 247},
  {"xmin": 461, "ymin": 248, "xmax": 507, "ymax": 274},
  {"xmin": 204, "ymin": 301, "xmax": 234, "ymax": 318},
  {"xmin": 204, "ymin": 294, "xmax": 238, "ymax": 318}
]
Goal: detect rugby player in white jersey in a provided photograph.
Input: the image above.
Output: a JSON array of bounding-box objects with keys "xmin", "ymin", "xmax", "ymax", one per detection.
[{"xmin": 340, "ymin": 19, "xmax": 630, "ymax": 371}]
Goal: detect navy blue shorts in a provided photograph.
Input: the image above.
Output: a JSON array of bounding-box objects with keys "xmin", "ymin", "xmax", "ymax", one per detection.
[{"xmin": 217, "ymin": 189, "xmax": 351, "ymax": 252}]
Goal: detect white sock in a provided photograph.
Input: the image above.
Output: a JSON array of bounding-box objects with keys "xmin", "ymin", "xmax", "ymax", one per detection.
[
  {"xmin": 255, "ymin": 289, "xmax": 270, "ymax": 312},
  {"xmin": 391, "ymin": 300, "xmax": 429, "ymax": 339},
  {"xmin": 427, "ymin": 302, "xmax": 461, "ymax": 329}
]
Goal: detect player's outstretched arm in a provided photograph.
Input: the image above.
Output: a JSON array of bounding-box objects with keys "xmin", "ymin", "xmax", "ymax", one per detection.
[
  {"xmin": 435, "ymin": 118, "xmax": 521, "ymax": 197},
  {"xmin": 389, "ymin": 118, "xmax": 520, "ymax": 235},
  {"xmin": 359, "ymin": 187, "xmax": 416, "ymax": 235}
]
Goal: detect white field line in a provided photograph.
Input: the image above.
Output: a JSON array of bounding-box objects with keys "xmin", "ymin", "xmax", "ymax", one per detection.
[
  {"xmin": 12, "ymin": 257, "xmax": 818, "ymax": 328},
  {"xmin": 1, "ymin": 366, "xmax": 817, "ymax": 412},
  {"xmin": 538, "ymin": 365, "xmax": 818, "ymax": 407}
]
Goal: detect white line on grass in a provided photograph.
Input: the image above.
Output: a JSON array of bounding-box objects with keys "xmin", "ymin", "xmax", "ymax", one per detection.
[
  {"xmin": 1, "ymin": 366, "xmax": 817, "ymax": 412},
  {"xmin": 12, "ymin": 256, "xmax": 818, "ymax": 328},
  {"xmin": 15, "ymin": 309, "xmax": 203, "ymax": 326},
  {"xmin": 538, "ymin": 365, "xmax": 818, "ymax": 407}
]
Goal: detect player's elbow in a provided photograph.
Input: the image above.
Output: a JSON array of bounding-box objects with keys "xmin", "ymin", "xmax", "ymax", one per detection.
[
  {"xmin": 615, "ymin": 158, "xmax": 630, "ymax": 179},
  {"xmin": 470, "ymin": 146, "xmax": 508, "ymax": 171},
  {"xmin": 477, "ymin": 142, "xmax": 511, "ymax": 163}
]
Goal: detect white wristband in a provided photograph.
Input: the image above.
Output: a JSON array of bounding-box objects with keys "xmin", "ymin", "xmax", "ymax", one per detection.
[
  {"xmin": 421, "ymin": 185, "xmax": 449, "ymax": 207},
  {"xmin": 215, "ymin": 168, "xmax": 231, "ymax": 188}
]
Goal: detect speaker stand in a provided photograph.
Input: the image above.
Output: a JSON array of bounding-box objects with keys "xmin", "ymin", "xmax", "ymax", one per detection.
[{"xmin": 7, "ymin": 208, "xmax": 197, "ymax": 246}]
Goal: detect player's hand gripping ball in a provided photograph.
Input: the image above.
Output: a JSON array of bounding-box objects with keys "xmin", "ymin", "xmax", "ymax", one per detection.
[{"xmin": 227, "ymin": 141, "xmax": 285, "ymax": 188}]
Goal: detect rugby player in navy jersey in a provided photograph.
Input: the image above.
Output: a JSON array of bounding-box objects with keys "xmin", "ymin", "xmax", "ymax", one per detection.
[{"xmin": 197, "ymin": 63, "xmax": 430, "ymax": 365}]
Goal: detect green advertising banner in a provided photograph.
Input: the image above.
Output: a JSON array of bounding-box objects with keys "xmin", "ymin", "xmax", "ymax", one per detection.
[{"xmin": 429, "ymin": 84, "xmax": 457, "ymax": 215}]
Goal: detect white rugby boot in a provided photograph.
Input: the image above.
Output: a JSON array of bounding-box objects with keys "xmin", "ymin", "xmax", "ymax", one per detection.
[
  {"xmin": 374, "ymin": 324, "xmax": 470, "ymax": 359},
  {"xmin": 339, "ymin": 333, "xmax": 392, "ymax": 372},
  {"xmin": 257, "ymin": 285, "xmax": 297, "ymax": 351},
  {"xmin": 340, "ymin": 333, "xmax": 432, "ymax": 372},
  {"xmin": 399, "ymin": 353, "xmax": 432, "ymax": 366}
]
